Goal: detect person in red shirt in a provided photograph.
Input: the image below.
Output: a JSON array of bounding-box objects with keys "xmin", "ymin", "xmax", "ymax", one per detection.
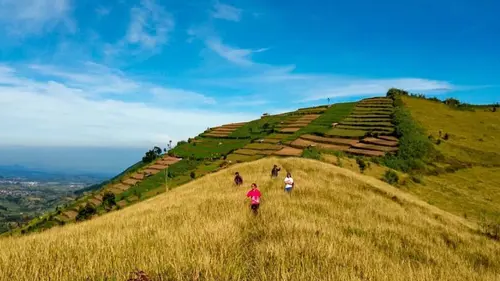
[{"xmin": 246, "ymin": 183, "xmax": 261, "ymax": 215}]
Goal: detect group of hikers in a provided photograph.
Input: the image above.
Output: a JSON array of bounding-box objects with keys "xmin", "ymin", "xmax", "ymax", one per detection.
[{"xmin": 233, "ymin": 165, "xmax": 294, "ymax": 215}]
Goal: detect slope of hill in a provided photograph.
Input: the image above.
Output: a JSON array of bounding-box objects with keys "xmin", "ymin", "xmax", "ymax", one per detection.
[
  {"xmin": 400, "ymin": 96, "xmax": 500, "ymax": 223},
  {"xmin": 0, "ymin": 158, "xmax": 498, "ymax": 281}
]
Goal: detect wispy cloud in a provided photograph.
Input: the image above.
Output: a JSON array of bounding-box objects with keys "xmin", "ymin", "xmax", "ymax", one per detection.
[
  {"xmin": 0, "ymin": 63, "xmax": 253, "ymax": 147},
  {"xmin": 95, "ymin": 6, "xmax": 111, "ymax": 17},
  {"xmin": 0, "ymin": 0, "xmax": 74, "ymax": 36},
  {"xmin": 300, "ymin": 78, "xmax": 455, "ymax": 102},
  {"xmin": 126, "ymin": 0, "xmax": 174, "ymax": 49},
  {"xmin": 211, "ymin": 2, "xmax": 242, "ymax": 22},
  {"xmin": 104, "ymin": 0, "xmax": 174, "ymax": 59},
  {"xmin": 151, "ymin": 87, "xmax": 216, "ymax": 105},
  {"xmin": 205, "ymin": 38, "xmax": 268, "ymax": 66}
]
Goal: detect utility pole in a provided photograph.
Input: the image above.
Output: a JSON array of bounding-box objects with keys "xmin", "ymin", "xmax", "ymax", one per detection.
[{"xmin": 165, "ymin": 140, "xmax": 172, "ymax": 192}]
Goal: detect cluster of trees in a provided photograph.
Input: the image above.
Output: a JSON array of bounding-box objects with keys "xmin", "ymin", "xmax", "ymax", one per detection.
[{"xmin": 142, "ymin": 146, "xmax": 163, "ymax": 163}]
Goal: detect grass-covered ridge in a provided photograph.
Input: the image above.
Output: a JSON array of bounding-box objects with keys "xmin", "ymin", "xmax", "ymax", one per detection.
[{"xmin": 0, "ymin": 158, "xmax": 498, "ymax": 281}]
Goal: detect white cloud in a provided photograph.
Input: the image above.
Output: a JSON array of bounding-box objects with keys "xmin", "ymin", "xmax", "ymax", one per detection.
[
  {"xmin": 0, "ymin": 63, "xmax": 251, "ymax": 148},
  {"xmin": 0, "ymin": 0, "xmax": 74, "ymax": 36},
  {"xmin": 126, "ymin": 0, "xmax": 174, "ymax": 50},
  {"xmin": 212, "ymin": 2, "xmax": 242, "ymax": 22},
  {"xmin": 205, "ymin": 38, "xmax": 268, "ymax": 66},
  {"xmin": 29, "ymin": 63, "xmax": 140, "ymax": 95},
  {"xmin": 301, "ymin": 78, "xmax": 455, "ymax": 102},
  {"xmin": 151, "ymin": 87, "xmax": 216, "ymax": 105}
]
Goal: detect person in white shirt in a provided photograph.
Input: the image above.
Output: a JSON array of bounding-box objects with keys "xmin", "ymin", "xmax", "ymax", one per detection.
[{"xmin": 284, "ymin": 172, "xmax": 294, "ymax": 193}]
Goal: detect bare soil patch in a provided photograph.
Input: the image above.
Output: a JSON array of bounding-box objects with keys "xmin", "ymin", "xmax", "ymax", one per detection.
[
  {"xmin": 148, "ymin": 164, "xmax": 169, "ymax": 170},
  {"xmin": 273, "ymin": 146, "xmax": 303, "ymax": 156},
  {"xmin": 114, "ymin": 183, "xmax": 130, "ymax": 191},
  {"xmin": 131, "ymin": 173, "xmax": 145, "ymax": 180},
  {"xmin": 62, "ymin": 210, "xmax": 78, "ymax": 220},
  {"xmin": 291, "ymin": 138, "xmax": 351, "ymax": 152},
  {"xmin": 301, "ymin": 134, "xmax": 359, "ymax": 146},
  {"xmin": 117, "ymin": 200, "xmax": 127, "ymax": 208},
  {"xmin": 347, "ymin": 148, "xmax": 385, "ymax": 157},
  {"xmin": 123, "ymin": 178, "xmax": 140, "ymax": 186},
  {"xmin": 89, "ymin": 198, "xmax": 102, "ymax": 207},
  {"xmin": 378, "ymin": 135, "xmax": 399, "ymax": 142},
  {"xmin": 362, "ymin": 137, "xmax": 398, "ymax": 147},
  {"xmin": 352, "ymin": 142, "xmax": 399, "ymax": 152},
  {"xmin": 143, "ymin": 169, "xmax": 161, "ymax": 175},
  {"xmin": 279, "ymin": 127, "xmax": 301, "ymax": 133},
  {"xmin": 234, "ymin": 149, "xmax": 275, "ymax": 156}
]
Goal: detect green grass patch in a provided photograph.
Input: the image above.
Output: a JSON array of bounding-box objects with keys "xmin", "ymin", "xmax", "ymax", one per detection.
[
  {"xmin": 244, "ymin": 143, "xmax": 283, "ymax": 150},
  {"xmin": 228, "ymin": 115, "xmax": 285, "ymax": 139},
  {"xmin": 325, "ymin": 128, "xmax": 367, "ymax": 138},
  {"xmin": 226, "ymin": 153, "xmax": 264, "ymax": 163},
  {"xmin": 281, "ymin": 102, "xmax": 357, "ymax": 142},
  {"xmin": 340, "ymin": 121, "xmax": 394, "ymax": 127},
  {"xmin": 169, "ymin": 138, "xmax": 249, "ymax": 160}
]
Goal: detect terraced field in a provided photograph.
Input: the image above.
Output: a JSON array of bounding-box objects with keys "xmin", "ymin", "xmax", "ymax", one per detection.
[
  {"xmin": 203, "ymin": 122, "xmax": 247, "ymax": 138},
  {"xmin": 58, "ymin": 155, "xmax": 181, "ymax": 222},
  {"xmin": 288, "ymin": 97, "xmax": 400, "ymax": 157}
]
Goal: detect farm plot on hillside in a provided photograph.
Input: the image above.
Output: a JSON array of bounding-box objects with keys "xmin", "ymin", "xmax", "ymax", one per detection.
[
  {"xmin": 288, "ymin": 98, "xmax": 400, "ymax": 157},
  {"xmin": 326, "ymin": 97, "xmax": 395, "ymax": 138},
  {"xmin": 280, "ymin": 102, "xmax": 356, "ymax": 142},
  {"xmin": 227, "ymin": 115, "xmax": 285, "ymax": 139},
  {"xmin": 169, "ymin": 138, "xmax": 249, "ymax": 160},
  {"xmin": 203, "ymin": 122, "xmax": 247, "ymax": 138}
]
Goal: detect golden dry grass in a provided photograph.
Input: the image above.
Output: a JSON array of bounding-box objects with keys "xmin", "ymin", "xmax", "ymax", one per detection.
[
  {"xmin": 402, "ymin": 97, "xmax": 500, "ymax": 223},
  {"xmin": 0, "ymin": 158, "xmax": 499, "ymax": 281}
]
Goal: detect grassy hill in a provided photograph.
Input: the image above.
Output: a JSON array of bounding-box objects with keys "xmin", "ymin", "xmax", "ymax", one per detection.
[
  {"xmin": 8, "ymin": 91, "xmax": 499, "ymax": 240},
  {"xmin": 400, "ymin": 96, "xmax": 500, "ymax": 224},
  {"xmin": 1, "ymin": 158, "xmax": 499, "ymax": 281}
]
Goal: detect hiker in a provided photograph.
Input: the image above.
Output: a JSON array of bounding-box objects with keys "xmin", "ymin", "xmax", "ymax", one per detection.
[
  {"xmin": 246, "ymin": 183, "xmax": 261, "ymax": 215},
  {"xmin": 234, "ymin": 172, "xmax": 243, "ymax": 186},
  {"xmin": 271, "ymin": 165, "xmax": 281, "ymax": 178},
  {"xmin": 284, "ymin": 172, "xmax": 294, "ymax": 193}
]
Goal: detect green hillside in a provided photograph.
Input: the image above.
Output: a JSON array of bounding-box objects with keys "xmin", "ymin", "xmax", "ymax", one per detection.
[{"xmin": 6, "ymin": 88, "xmax": 499, "ymax": 243}]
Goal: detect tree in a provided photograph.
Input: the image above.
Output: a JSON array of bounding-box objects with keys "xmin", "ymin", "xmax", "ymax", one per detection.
[
  {"xmin": 444, "ymin": 98, "xmax": 460, "ymax": 107},
  {"xmin": 76, "ymin": 203, "xmax": 97, "ymax": 221},
  {"xmin": 102, "ymin": 192, "xmax": 116, "ymax": 210},
  {"xmin": 153, "ymin": 146, "xmax": 162, "ymax": 156},
  {"xmin": 387, "ymin": 88, "xmax": 409, "ymax": 98},
  {"xmin": 142, "ymin": 149, "xmax": 157, "ymax": 163}
]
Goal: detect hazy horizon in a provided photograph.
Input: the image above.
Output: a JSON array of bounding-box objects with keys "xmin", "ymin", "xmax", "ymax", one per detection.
[{"xmin": 0, "ymin": 146, "xmax": 148, "ymax": 176}]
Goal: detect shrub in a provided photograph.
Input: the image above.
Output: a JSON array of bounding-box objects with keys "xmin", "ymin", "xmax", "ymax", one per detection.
[
  {"xmin": 102, "ymin": 192, "xmax": 116, "ymax": 210},
  {"xmin": 382, "ymin": 92, "xmax": 435, "ymax": 172},
  {"xmin": 302, "ymin": 146, "xmax": 321, "ymax": 160},
  {"xmin": 142, "ymin": 149, "xmax": 158, "ymax": 163},
  {"xmin": 356, "ymin": 157, "xmax": 367, "ymax": 173},
  {"xmin": 479, "ymin": 219, "xmax": 500, "ymax": 241},
  {"xmin": 383, "ymin": 170, "xmax": 399, "ymax": 185},
  {"xmin": 76, "ymin": 203, "xmax": 97, "ymax": 221}
]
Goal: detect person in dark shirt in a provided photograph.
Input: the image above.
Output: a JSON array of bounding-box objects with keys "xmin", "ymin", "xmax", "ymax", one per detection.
[
  {"xmin": 271, "ymin": 165, "xmax": 281, "ymax": 178},
  {"xmin": 234, "ymin": 172, "xmax": 243, "ymax": 186}
]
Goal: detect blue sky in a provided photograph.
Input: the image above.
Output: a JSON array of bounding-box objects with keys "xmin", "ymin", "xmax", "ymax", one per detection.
[{"xmin": 0, "ymin": 0, "xmax": 498, "ymax": 149}]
